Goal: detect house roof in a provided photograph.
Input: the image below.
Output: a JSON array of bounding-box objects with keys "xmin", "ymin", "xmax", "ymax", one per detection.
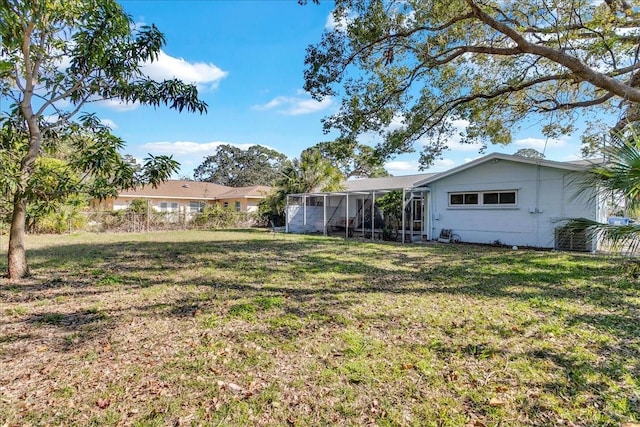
[
  {"xmin": 342, "ymin": 173, "xmax": 435, "ymax": 192},
  {"xmin": 290, "ymin": 173, "xmax": 435, "ymax": 197},
  {"xmin": 289, "ymin": 152, "xmax": 599, "ymax": 197},
  {"xmin": 118, "ymin": 180, "xmax": 272, "ymax": 200},
  {"xmin": 217, "ymin": 185, "xmax": 272, "ymax": 199},
  {"xmin": 414, "ymin": 152, "xmax": 591, "ymax": 186}
]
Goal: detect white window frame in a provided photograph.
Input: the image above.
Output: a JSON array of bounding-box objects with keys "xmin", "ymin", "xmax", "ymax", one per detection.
[
  {"xmin": 159, "ymin": 202, "xmax": 179, "ymax": 212},
  {"xmin": 448, "ymin": 190, "xmax": 517, "ymax": 208},
  {"xmin": 189, "ymin": 201, "xmax": 205, "ymax": 213}
]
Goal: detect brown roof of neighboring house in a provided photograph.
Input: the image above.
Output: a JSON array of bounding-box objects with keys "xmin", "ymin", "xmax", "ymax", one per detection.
[
  {"xmin": 118, "ymin": 180, "xmax": 272, "ymax": 200},
  {"xmin": 217, "ymin": 185, "xmax": 273, "ymax": 198}
]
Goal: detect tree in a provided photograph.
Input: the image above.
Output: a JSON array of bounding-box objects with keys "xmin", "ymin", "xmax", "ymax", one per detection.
[
  {"xmin": 287, "ymin": 148, "xmax": 345, "ymax": 194},
  {"xmin": 514, "ymin": 148, "xmax": 545, "ymax": 159},
  {"xmin": 305, "ymin": 0, "xmax": 640, "ymax": 167},
  {"xmin": 193, "ymin": 144, "xmax": 287, "ymax": 186},
  {"xmin": 313, "ymin": 139, "xmax": 389, "ymax": 178},
  {"xmin": 259, "ymin": 148, "xmax": 344, "ymax": 224},
  {"xmin": 0, "ymin": 0, "xmax": 207, "ymax": 279},
  {"xmin": 568, "ymin": 130, "xmax": 640, "ymax": 255}
]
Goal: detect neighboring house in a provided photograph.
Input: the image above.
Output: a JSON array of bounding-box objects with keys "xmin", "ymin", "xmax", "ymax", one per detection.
[
  {"xmin": 286, "ymin": 153, "xmax": 605, "ymax": 250},
  {"xmin": 92, "ymin": 180, "xmax": 271, "ymax": 215}
]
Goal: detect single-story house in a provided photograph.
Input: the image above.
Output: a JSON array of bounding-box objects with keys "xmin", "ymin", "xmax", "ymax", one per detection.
[
  {"xmin": 92, "ymin": 180, "xmax": 272, "ymax": 215},
  {"xmin": 285, "ymin": 153, "xmax": 605, "ymax": 250}
]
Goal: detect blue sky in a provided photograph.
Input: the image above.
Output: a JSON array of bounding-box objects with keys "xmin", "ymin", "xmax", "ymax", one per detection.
[{"xmin": 91, "ymin": 0, "xmax": 594, "ymax": 177}]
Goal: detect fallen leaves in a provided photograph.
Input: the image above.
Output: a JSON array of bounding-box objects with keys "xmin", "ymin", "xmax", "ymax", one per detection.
[
  {"xmin": 96, "ymin": 398, "xmax": 110, "ymax": 409},
  {"xmin": 488, "ymin": 397, "xmax": 505, "ymax": 407}
]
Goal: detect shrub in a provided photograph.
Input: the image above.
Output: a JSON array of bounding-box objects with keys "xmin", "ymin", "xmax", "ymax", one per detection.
[{"xmin": 192, "ymin": 204, "xmax": 249, "ymax": 229}]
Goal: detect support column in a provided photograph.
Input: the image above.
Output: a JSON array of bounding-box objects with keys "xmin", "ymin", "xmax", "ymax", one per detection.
[
  {"xmin": 361, "ymin": 197, "xmax": 365, "ymax": 238},
  {"xmin": 323, "ymin": 194, "xmax": 327, "ymax": 236},
  {"xmin": 345, "ymin": 193, "xmax": 349, "ymax": 239},
  {"xmin": 303, "ymin": 195, "xmax": 307, "ymax": 234},
  {"xmin": 371, "ymin": 191, "xmax": 375, "ymax": 239},
  {"xmin": 285, "ymin": 195, "xmax": 289, "ymax": 233},
  {"xmin": 402, "ymin": 190, "xmax": 406, "ymax": 243}
]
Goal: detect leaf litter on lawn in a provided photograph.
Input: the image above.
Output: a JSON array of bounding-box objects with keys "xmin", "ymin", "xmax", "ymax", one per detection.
[{"xmin": 1, "ymin": 230, "xmax": 639, "ymax": 426}]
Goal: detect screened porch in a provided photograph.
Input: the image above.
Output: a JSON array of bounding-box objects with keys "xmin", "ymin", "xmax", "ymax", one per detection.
[{"xmin": 285, "ymin": 187, "xmax": 431, "ymax": 243}]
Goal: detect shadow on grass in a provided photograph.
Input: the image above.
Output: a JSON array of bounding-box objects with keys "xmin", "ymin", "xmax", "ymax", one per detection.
[{"xmin": 1, "ymin": 234, "xmax": 638, "ymax": 354}]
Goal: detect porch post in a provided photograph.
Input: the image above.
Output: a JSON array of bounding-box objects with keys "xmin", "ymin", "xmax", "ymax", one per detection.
[
  {"xmin": 424, "ymin": 191, "xmax": 430, "ymax": 240},
  {"xmin": 402, "ymin": 189, "xmax": 406, "ymax": 243},
  {"xmin": 371, "ymin": 191, "xmax": 375, "ymax": 239},
  {"xmin": 285, "ymin": 195, "xmax": 289, "ymax": 233},
  {"xmin": 361, "ymin": 196, "xmax": 365, "ymax": 238},
  {"xmin": 345, "ymin": 193, "xmax": 349, "ymax": 239},
  {"xmin": 303, "ymin": 195, "xmax": 307, "ymax": 234},
  {"xmin": 323, "ymin": 194, "xmax": 327, "ymax": 236}
]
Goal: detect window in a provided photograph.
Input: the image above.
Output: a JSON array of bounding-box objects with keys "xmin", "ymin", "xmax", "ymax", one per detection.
[
  {"xmin": 483, "ymin": 192, "xmax": 516, "ymax": 205},
  {"xmin": 449, "ymin": 193, "xmax": 478, "ymax": 205},
  {"xmin": 223, "ymin": 202, "xmax": 229, "ymax": 208},
  {"xmin": 189, "ymin": 201, "xmax": 205, "ymax": 213},
  {"xmin": 449, "ymin": 191, "xmax": 516, "ymax": 207},
  {"xmin": 235, "ymin": 201, "xmax": 241, "ymax": 211},
  {"xmin": 159, "ymin": 202, "xmax": 178, "ymax": 212}
]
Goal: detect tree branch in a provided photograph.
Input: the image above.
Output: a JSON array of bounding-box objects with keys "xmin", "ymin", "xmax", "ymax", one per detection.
[{"xmin": 466, "ymin": 0, "xmax": 640, "ymax": 103}]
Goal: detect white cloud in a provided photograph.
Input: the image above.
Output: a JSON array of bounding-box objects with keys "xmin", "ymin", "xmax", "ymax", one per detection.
[
  {"xmin": 142, "ymin": 141, "xmax": 258, "ymax": 156},
  {"xmin": 385, "ymin": 160, "xmax": 418, "ymax": 172},
  {"xmin": 100, "ymin": 118, "xmax": 117, "ymax": 129},
  {"xmin": 432, "ymin": 158, "xmax": 456, "ymax": 170},
  {"xmin": 138, "ymin": 141, "xmax": 283, "ymax": 177},
  {"xmin": 141, "ymin": 50, "xmax": 228, "ymax": 91},
  {"xmin": 97, "ymin": 99, "xmax": 141, "ymax": 112},
  {"xmin": 325, "ymin": 9, "xmax": 356, "ymax": 31},
  {"xmin": 385, "ymin": 157, "xmax": 459, "ymax": 175},
  {"xmin": 252, "ymin": 93, "xmax": 333, "ymax": 116},
  {"xmin": 514, "ymin": 136, "xmax": 567, "ymax": 150}
]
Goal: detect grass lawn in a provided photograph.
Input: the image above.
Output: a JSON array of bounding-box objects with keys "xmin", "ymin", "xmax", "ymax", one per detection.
[{"xmin": 0, "ymin": 230, "xmax": 639, "ymax": 426}]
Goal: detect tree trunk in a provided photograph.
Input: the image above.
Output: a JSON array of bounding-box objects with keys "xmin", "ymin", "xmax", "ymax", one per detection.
[{"xmin": 7, "ymin": 194, "xmax": 29, "ymax": 279}]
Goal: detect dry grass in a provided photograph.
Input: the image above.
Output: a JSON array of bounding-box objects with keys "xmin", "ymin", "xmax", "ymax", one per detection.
[{"xmin": 0, "ymin": 230, "xmax": 639, "ymax": 426}]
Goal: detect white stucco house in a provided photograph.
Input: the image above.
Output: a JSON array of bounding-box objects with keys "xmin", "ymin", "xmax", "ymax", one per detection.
[{"xmin": 285, "ymin": 153, "xmax": 605, "ymax": 251}]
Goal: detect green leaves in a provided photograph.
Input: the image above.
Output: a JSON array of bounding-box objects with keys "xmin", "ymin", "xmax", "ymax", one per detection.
[
  {"xmin": 305, "ymin": 0, "xmax": 640, "ymax": 167},
  {"xmin": 568, "ymin": 130, "xmax": 640, "ymax": 255},
  {"xmin": 193, "ymin": 145, "xmax": 287, "ymax": 186},
  {"xmin": 1, "ymin": 0, "xmax": 209, "ymax": 277},
  {"xmin": 141, "ymin": 154, "xmax": 180, "ymax": 189}
]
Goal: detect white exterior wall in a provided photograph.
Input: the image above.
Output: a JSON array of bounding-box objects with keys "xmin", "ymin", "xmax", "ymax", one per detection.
[
  {"xmin": 427, "ymin": 160, "xmax": 598, "ymax": 248},
  {"xmin": 246, "ymin": 201, "xmax": 259, "ymax": 213}
]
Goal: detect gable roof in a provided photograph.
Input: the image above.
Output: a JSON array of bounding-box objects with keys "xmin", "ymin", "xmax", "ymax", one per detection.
[
  {"xmin": 288, "ymin": 152, "xmax": 600, "ymax": 196},
  {"xmin": 414, "ymin": 152, "xmax": 590, "ymax": 186},
  {"xmin": 118, "ymin": 180, "xmax": 271, "ymax": 200}
]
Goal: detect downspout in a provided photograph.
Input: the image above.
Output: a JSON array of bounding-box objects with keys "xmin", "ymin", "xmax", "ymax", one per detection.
[{"xmin": 535, "ymin": 164, "xmax": 541, "ymax": 247}]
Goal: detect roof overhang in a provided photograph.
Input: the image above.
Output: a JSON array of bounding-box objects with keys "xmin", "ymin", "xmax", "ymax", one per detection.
[{"xmin": 287, "ymin": 186, "xmax": 431, "ymax": 198}]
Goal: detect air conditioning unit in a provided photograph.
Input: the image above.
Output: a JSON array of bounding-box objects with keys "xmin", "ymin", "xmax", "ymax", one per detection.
[{"xmin": 554, "ymin": 227, "xmax": 593, "ymax": 252}]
